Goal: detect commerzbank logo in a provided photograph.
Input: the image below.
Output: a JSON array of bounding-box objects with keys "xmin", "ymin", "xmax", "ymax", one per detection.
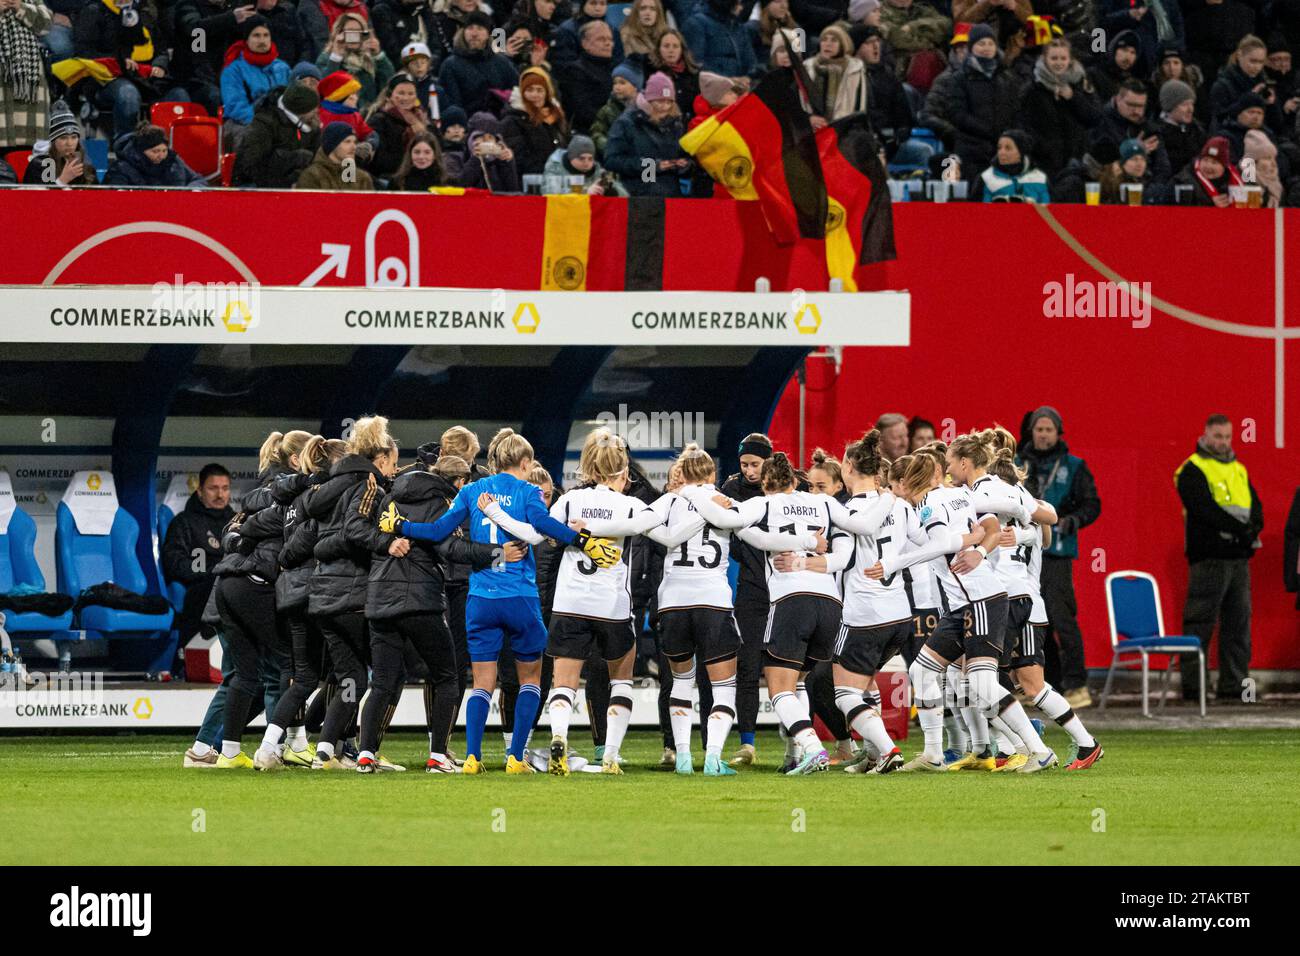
[
  {"xmin": 86, "ymin": 473, "xmax": 102, "ymax": 490},
  {"xmin": 147, "ymin": 276, "xmax": 262, "ymax": 333},
  {"xmin": 793, "ymin": 303, "xmax": 822, "ymax": 335},
  {"xmin": 222, "ymin": 300, "xmax": 253, "ymax": 333},
  {"xmin": 132, "ymin": 697, "xmax": 152, "ymax": 720},
  {"xmin": 512, "ymin": 303, "xmax": 540, "ymax": 335}
]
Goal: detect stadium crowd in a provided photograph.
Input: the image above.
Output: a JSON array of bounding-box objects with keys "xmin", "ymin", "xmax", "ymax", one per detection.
[{"xmin": 0, "ymin": 0, "xmax": 1298, "ymax": 202}]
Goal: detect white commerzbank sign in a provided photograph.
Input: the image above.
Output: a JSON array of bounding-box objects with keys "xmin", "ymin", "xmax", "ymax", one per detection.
[{"xmin": 0, "ymin": 284, "xmax": 909, "ymax": 347}]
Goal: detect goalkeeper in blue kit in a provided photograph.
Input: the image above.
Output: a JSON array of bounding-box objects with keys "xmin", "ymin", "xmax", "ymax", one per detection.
[{"xmin": 378, "ymin": 428, "xmax": 620, "ymax": 773}]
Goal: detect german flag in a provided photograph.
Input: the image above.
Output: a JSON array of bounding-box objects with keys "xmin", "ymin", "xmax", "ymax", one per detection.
[
  {"xmin": 680, "ymin": 67, "xmax": 826, "ymax": 245},
  {"xmin": 815, "ymin": 113, "xmax": 896, "ymax": 291}
]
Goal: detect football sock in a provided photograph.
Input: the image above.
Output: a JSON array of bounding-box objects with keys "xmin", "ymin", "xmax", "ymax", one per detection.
[
  {"xmin": 740, "ymin": 731, "xmax": 756, "ymax": 747},
  {"xmin": 316, "ymin": 740, "xmax": 335, "ymax": 758},
  {"xmin": 261, "ymin": 723, "xmax": 284, "ymax": 750},
  {"xmin": 288, "ymin": 725, "xmax": 307, "ymax": 750},
  {"xmin": 1033, "ymin": 685, "xmax": 1095, "ymax": 748},
  {"xmin": 547, "ymin": 686, "xmax": 576, "ymax": 742},
  {"xmin": 670, "ymin": 664, "xmax": 696, "ymax": 756},
  {"xmin": 603, "ymin": 679, "xmax": 634, "ymax": 760},
  {"xmin": 509, "ymin": 684, "xmax": 541, "ymax": 760},
  {"xmin": 911, "ymin": 653, "xmax": 946, "ymax": 760},
  {"xmin": 220, "ymin": 740, "xmax": 241, "ymax": 759},
  {"xmin": 705, "ymin": 675, "xmax": 737, "ymax": 757},
  {"xmin": 835, "ymin": 686, "xmax": 894, "ymax": 757},
  {"xmin": 465, "ymin": 688, "xmax": 491, "ymax": 759},
  {"xmin": 772, "ymin": 690, "xmax": 821, "ymax": 757},
  {"xmin": 190, "ymin": 741, "xmax": 211, "ymax": 757},
  {"xmin": 970, "ymin": 661, "xmax": 1047, "ymax": 754}
]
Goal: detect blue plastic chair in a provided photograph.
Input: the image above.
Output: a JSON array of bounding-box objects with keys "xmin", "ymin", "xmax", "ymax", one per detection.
[
  {"xmin": 1101, "ymin": 571, "xmax": 1205, "ymax": 717},
  {"xmin": 156, "ymin": 501, "xmax": 188, "ymax": 613},
  {"xmin": 1, "ymin": 507, "xmax": 74, "ymax": 633},
  {"xmin": 84, "ymin": 138, "xmax": 109, "ymax": 180}
]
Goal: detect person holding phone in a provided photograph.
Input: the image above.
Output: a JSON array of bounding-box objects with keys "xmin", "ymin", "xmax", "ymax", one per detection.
[{"xmin": 315, "ymin": 11, "xmax": 395, "ymax": 110}]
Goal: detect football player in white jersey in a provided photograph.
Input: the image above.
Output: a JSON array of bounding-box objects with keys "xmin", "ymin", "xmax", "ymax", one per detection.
[
  {"xmin": 683, "ymin": 452, "xmax": 850, "ymax": 775},
  {"xmin": 987, "ymin": 445, "xmax": 1102, "ymax": 770}
]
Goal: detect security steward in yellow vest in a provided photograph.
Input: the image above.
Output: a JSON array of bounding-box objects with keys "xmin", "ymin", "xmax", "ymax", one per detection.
[{"xmin": 1174, "ymin": 415, "xmax": 1263, "ymax": 702}]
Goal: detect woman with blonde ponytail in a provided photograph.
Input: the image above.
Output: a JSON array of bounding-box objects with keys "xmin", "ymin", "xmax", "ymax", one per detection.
[{"xmin": 381, "ymin": 426, "xmax": 624, "ymax": 775}]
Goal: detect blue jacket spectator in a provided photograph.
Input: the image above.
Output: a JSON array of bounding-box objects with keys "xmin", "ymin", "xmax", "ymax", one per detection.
[
  {"xmin": 980, "ymin": 129, "xmax": 1050, "ymax": 202},
  {"xmin": 220, "ymin": 17, "xmax": 294, "ymax": 126},
  {"xmin": 683, "ymin": 0, "xmax": 758, "ymax": 78}
]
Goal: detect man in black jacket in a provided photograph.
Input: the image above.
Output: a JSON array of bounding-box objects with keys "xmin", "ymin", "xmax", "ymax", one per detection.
[
  {"xmin": 171, "ymin": 0, "xmax": 257, "ymax": 113},
  {"xmin": 554, "ymin": 19, "xmax": 614, "ymax": 133},
  {"xmin": 162, "ymin": 464, "xmax": 235, "ymax": 643},
  {"xmin": 1175, "ymin": 414, "xmax": 1263, "ymax": 702},
  {"xmin": 854, "ymin": 25, "xmax": 915, "ymax": 146},
  {"xmin": 233, "ymin": 82, "xmax": 321, "ymax": 186}
]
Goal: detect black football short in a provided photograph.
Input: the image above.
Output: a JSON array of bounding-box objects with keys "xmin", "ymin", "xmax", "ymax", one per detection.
[
  {"xmin": 906, "ymin": 608, "xmax": 940, "ymax": 667},
  {"xmin": 659, "ymin": 607, "xmax": 741, "ymax": 664},
  {"xmin": 925, "ymin": 594, "xmax": 1009, "ymax": 663},
  {"xmin": 546, "ymin": 614, "xmax": 636, "ymax": 662},
  {"xmin": 999, "ymin": 596, "xmax": 1034, "ymax": 669},
  {"xmin": 833, "ymin": 619, "xmax": 913, "ymax": 677},
  {"xmin": 761, "ymin": 594, "xmax": 842, "ymax": 671},
  {"xmin": 1009, "ymin": 622, "xmax": 1047, "ymax": 671}
]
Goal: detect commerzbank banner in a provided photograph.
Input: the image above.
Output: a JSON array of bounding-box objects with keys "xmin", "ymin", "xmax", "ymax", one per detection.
[{"xmin": 0, "ymin": 285, "xmax": 909, "ymax": 347}]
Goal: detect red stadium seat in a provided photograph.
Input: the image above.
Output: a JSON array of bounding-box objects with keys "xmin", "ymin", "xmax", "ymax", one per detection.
[
  {"xmin": 7, "ymin": 149, "xmax": 32, "ymax": 180},
  {"xmin": 220, "ymin": 152, "xmax": 236, "ymax": 187},
  {"xmin": 169, "ymin": 117, "xmax": 222, "ymax": 180},
  {"xmin": 150, "ymin": 101, "xmax": 210, "ymax": 131}
]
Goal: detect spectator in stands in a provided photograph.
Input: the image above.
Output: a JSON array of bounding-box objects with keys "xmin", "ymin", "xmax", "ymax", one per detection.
[
  {"xmin": 1176, "ymin": 413, "xmax": 1263, "ymax": 702},
  {"xmin": 1152, "ymin": 44, "xmax": 1205, "ymax": 122},
  {"xmin": 106, "ymin": 122, "xmax": 209, "ymax": 186},
  {"xmin": 316, "ymin": 10, "xmax": 395, "ymax": 109},
  {"xmin": 1016, "ymin": 35, "xmax": 1101, "ymax": 179},
  {"xmin": 1183, "ymin": 0, "xmax": 1259, "ymax": 85},
  {"xmin": 162, "ymin": 464, "xmax": 235, "ymax": 644},
  {"xmin": 498, "ymin": 0, "xmax": 557, "ymax": 73},
  {"xmin": 604, "ymin": 70, "xmax": 688, "ymax": 196},
  {"xmin": 22, "ymin": 100, "xmax": 99, "ymax": 185},
  {"xmin": 389, "ymin": 129, "xmax": 446, "ymax": 188},
  {"xmin": 256, "ymin": 0, "xmax": 306, "ymax": 68},
  {"xmin": 170, "ymin": 0, "xmax": 251, "ymax": 115},
  {"xmin": 544, "ymin": 131, "xmax": 627, "ymax": 193},
  {"xmin": 746, "ymin": 0, "xmax": 801, "ymax": 69},
  {"xmin": 1113, "ymin": 135, "xmax": 1162, "ymax": 202},
  {"xmin": 847, "ymin": 0, "xmax": 883, "ymax": 28},
  {"xmin": 1100, "ymin": 0, "xmax": 1184, "ymax": 77},
  {"xmin": 1052, "ymin": 137, "xmax": 1125, "ymax": 202},
  {"xmin": 953, "ymin": 0, "xmax": 1032, "ymax": 66},
  {"xmin": 855, "ymin": 25, "xmax": 915, "ymax": 142},
  {"xmin": 1266, "ymin": 34, "xmax": 1299, "ymax": 117},
  {"xmin": 1155, "ymin": 78, "xmax": 1206, "ymax": 174},
  {"xmin": 1171, "ymin": 134, "xmax": 1240, "ymax": 205},
  {"xmin": 1018, "ymin": 405, "xmax": 1100, "ymax": 708},
  {"xmin": 553, "ymin": 0, "xmax": 623, "ymax": 64},
  {"xmin": 438, "ymin": 10, "xmax": 519, "ymax": 114},
  {"xmin": 683, "ymin": 0, "xmax": 758, "ymax": 81},
  {"xmin": 399, "ymin": 41, "xmax": 437, "ymax": 107},
  {"xmin": 803, "ymin": 23, "xmax": 867, "ymax": 124},
  {"xmin": 919, "ymin": 22, "xmax": 971, "ymax": 150},
  {"xmin": 439, "ymin": 103, "xmax": 469, "ymax": 159},
  {"xmin": 296, "ymin": 117, "xmax": 376, "ymax": 187},
  {"xmin": 426, "ymin": 0, "xmax": 479, "ymax": 67},
  {"xmin": 878, "ymin": 0, "xmax": 951, "ymax": 83},
  {"xmin": 298, "ymin": 0, "xmax": 369, "ymax": 64},
  {"xmin": 233, "ymin": 79, "xmax": 321, "ymax": 185},
  {"xmin": 500, "ymin": 65, "xmax": 569, "ymax": 175},
  {"xmin": 292, "ymin": 60, "xmax": 322, "ymax": 88},
  {"xmin": 649, "ymin": 27, "xmax": 701, "ymax": 121},
  {"xmin": 555, "ymin": 19, "xmax": 615, "ymax": 132},
  {"xmin": 1087, "ymin": 29, "xmax": 1143, "ymax": 104},
  {"xmin": 72, "ymin": 0, "xmax": 176, "ymax": 140},
  {"xmin": 0, "ymin": 0, "xmax": 51, "ymax": 153},
  {"xmin": 1097, "ymin": 79, "xmax": 1173, "ymax": 182},
  {"xmin": 979, "ymin": 127, "xmax": 1050, "ymax": 200},
  {"xmin": 372, "ymin": 0, "xmax": 440, "ymax": 67},
  {"xmin": 908, "ymin": 415, "xmax": 936, "ymax": 449},
  {"xmin": 621, "ymin": 0, "xmax": 669, "ymax": 65},
  {"xmin": 876, "ymin": 412, "xmax": 909, "ymax": 460},
  {"xmin": 318, "ymin": 70, "xmax": 378, "ymax": 159},
  {"xmin": 1244, "ymin": 129, "xmax": 1299, "ymax": 206},
  {"xmin": 41, "ymin": 0, "xmax": 76, "ymax": 60},
  {"xmin": 446, "ymin": 109, "xmax": 520, "ymax": 190},
  {"xmin": 221, "ymin": 16, "xmax": 293, "ymax": 149},
  {"xmin": 1215, "ymin": 91, "xmax": 1271, "ymax": 160},
  {"xmin": 948, "ymin": 23, "xmax": 1021, "ymax": 181},
  {"xmin": 368, "ymin": 71, "xmax": 435, "ymax": 178},
  {"xmin": 590, "ymin": 61, "xmax": 641, "ymax": 156},
  {"xmin": 1210, "ymin": 35, "xmax": 1275, "ymax": 127}
]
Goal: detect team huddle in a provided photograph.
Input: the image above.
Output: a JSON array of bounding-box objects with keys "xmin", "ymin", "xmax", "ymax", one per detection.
[{"xmin": 185, "ymin": 415, "xmax": 1102, "ymax": 777}]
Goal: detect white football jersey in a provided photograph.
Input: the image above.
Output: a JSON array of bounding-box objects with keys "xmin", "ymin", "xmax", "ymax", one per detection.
[
  {"xmin": 897, "ymin": 502, "xmax": 940, "ymax": 610},
  {"xmin": 549, "ymin": 485, "xmax": 648, "ymax": 620},
  {"xmin": 655, "ymin": 485, "xmax": 734, "ymax": 612},
  {"xmin": 740, "ymin": 491, "xmax": 845, "ymax": 603},
  {"xmin": 839, "ymin": 493, "xmax": 913, "ymax": 628},
  {"xmin": 990, "ymin": 483, "xmax": 1037, "ymax": 600},
  {"xmin": 919, "ymin": 485, "xmax": 1005, "ymax": 608}
]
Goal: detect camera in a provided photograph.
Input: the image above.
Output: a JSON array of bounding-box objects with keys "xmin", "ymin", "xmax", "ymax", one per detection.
[{"xmin": 344, "ymin": 29, "xmax": 367, "ymax": 43}]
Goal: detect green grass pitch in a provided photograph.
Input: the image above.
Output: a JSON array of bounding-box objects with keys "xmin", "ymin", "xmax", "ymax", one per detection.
[{"xmin": 3, "ymin": 729, "xmax": 1298, "ymax": 865}]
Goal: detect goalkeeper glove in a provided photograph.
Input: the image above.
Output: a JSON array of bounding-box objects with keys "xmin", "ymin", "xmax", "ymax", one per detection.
[
  {"xmin": 573, "ymin": 528, "xmax": 622, "ymax": 569},
  {"xmin": 379, "ymin": 501, "xmax": 407, "ymax": 535}
]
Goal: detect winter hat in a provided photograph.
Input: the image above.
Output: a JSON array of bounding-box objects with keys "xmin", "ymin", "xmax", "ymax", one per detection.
[
  {"xmin": 463, "ymin": 10, "xmax": 494, "ymax": 30},
  {"xmin": 1119, "ymin": 137, "xmax": 1145, "ymax": 161},
  {"xmin": 1159, "ymin": 79, "xmax": 1194, "ymax": 113},
  {"xmin": 968, "ymin": 23, "xmax": 996, "ymax": 48},
  {"xmin": 1244, "ymin": 129, "xmax": 1277, "ymax": 162},
  {"xmin": 1266, "ymin": 32, "xmax": 1290, "ymax": 56},
  {"xmin": 848, "ymin": 24, "xmax": 880, "ymax": 51},
  {"xmin": 291, "ymin": 62, "xmax": 323, "ymax": 82},
  {"xmin": 282, "ymin": 82, "xmax": 320, "ymax": 115},
  {"xmin": 385, "ymin": 71, "xmax": 418, "ymax": 94},
  {"xmin": 519, "ymin": 66, "xmax": 554, "ymax": 97},
  {"xmin": 136, "ymin": 126, "xmax": 167, "ymax": 151},
  {"xmin": 644, "ymin": 71, "xmax": 675, "ymax": 101},
  {"xmin": 1022, "ymin": 14, "xmax": 1061, "ymax": 48},
  {"xmin": 612, "ymin": 61, "xmax": 644, "ymax": 90},
  {"xmin": 1200, "ymin": 136, "xmax": 1231, "ymax": 162},
  {"xmin": 1231, "ymin": 91, "xmax": 1267, "ymax": 116},
  {"xmin": 401, "ymin": 41, "xmax": 432, "ymax": 63},
  {"xmin": 567, "ymin": 134, "xmax": 595, "ymax": 161},
  {"xmin": 1110, "ymin": 30, "xmax": 1139, "ymax": 53},
  {"xmin": 321, "ymin": 121, "xmax": 355, "ymax": 156},
  {"xmin": 238, "ymin": 12, "xmax": 270, "ymax": 40},
  {"xmin": 468, "ymin": 110, "xmax": 502, "ymax": 137},
  {"xmin": 48, "ymin": 100, "xmax": 81, "ymax": 141},
  {"xmin": 416, "ymin": 441, "xmax": 441, "ymax": 466},
  {"xmin": 1089, "ymin": 136, "xmax": 1121, "ymax": 165},
  {"xmin": 1030, "ymin": 406, "xmax": 1063, "ymax": 434},
  {"xmin": 319, "ymin": 71, "xmax": 362, "ymax": 103},
  {"xmin": 999, "ymin": 128, "xmax": 1033, "ymax": 162},
  {"xmin": 440, "ymin": 105, "xmax": 468, "ymax": 131},
  {"xmin": 847, "ymin": 0, "xmax": 879, "ymax": 22},
  {"xmin": 1158, "ymin": 43, "xmax": 1185, "ymax": 64},
  {"xmin": 699, "ymin": 71, "xmax": 735, "ymax": 107},
  {"xmin": 820, "ymin": 23, "xmax": 853, "ymax": 58},
  {"xmin": 950, "ymin": 21, "xmax": 971, "ymax": 46}
]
